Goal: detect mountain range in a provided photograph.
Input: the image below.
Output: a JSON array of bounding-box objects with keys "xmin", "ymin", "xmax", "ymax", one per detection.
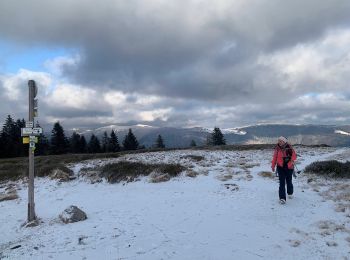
[{"xmin": 64, "ymin": 124, "xmax": 350, "ymax": 148}]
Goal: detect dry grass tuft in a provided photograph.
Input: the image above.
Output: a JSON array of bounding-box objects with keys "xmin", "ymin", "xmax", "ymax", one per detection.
[
  {"xmin": 305, "ymin": 160, "xmax": 350, "ymax": 178},
  {"xmin": 0, "ymin": 153, "xmax": 121, "ymax": 181},
  {"xmin": 100, "ymin": 161, "xmax": 186, "ymax": 184},
  {"xmin": 185, "ymin": 170, "xmax": 199, "ymax": 178},
  {"xmin": 181, "ymin": 155, "xmax": 205, "ymax": 162},
  {"xmin": 216, "ymin": 174, "xmax": 233, "ymax": 182},
  {"xmin": 258, "ymin": 171, "xmax": 275, "ymax": 179}
]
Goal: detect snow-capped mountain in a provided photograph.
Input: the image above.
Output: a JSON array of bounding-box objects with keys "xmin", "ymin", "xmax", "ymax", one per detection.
[
  {"xmin": 222, "ymin": 128, "xmax": 247, "ymax": 135},
  {"xmin": 334, "ymin": 130, "xmax": 350, "ymax": 136},
  {"xmin": 63, "ymin": 124, "xmax": 350, "ymax": 148}
]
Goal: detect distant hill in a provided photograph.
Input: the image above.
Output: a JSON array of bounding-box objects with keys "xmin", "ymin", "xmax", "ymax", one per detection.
[
  {"xmin": 232, "ymin": 124, "xmax": 350, "ymax": 146},
  {"xmin": 63, "ymin": 124, "xmax": 350, "ymax": 148}
]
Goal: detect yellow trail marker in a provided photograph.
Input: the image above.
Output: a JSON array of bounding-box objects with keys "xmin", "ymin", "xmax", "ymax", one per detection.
[{"xmin": 23, "ymin": 137, "xmax": 38, "ymax": 144}]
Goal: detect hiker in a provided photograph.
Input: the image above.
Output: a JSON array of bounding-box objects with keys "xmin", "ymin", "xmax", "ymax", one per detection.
[{"xmin": 271, "ymin": 136, "xmax": 297, "ymax": 204}]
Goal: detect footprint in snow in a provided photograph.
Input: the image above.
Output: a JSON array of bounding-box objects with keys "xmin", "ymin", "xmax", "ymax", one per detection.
[
  {"xmin": 287, "ymin": 239, "xmax": 301, "ymax": 247},
  {"xmin": 326, "ymin": 241, "xmax": 338, "ymax": 247},
  {"xmin": 223, "ymin": 183, "xmax": 239, "ymax": 191}
]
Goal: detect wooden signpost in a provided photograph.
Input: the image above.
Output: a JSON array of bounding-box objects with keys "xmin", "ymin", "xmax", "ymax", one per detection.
[{"xmin": 21, "ymin": 80, "xmax": 42, "ymax": 223}]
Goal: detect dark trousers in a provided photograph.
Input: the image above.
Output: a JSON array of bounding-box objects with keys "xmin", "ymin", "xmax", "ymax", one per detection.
[{"xmin": 277, "ymin": 166, "xmax": 293, "ymax": 200}]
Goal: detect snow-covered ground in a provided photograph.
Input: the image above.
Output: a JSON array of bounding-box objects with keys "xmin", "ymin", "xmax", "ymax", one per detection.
[{"xmin": 1, "ymin": 147, "xmax": 350, "ymax": 260}]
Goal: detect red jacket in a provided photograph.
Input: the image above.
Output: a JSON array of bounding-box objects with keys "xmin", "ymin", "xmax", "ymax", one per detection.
[{"xmin": 271, "ymin": 143, "xmax": 297, "ymax": 170}]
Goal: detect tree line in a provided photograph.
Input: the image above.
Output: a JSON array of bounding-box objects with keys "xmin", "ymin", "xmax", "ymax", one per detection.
[{"xmin": 0, "ymin": 115, "xmax": 226, "ymax": 158}]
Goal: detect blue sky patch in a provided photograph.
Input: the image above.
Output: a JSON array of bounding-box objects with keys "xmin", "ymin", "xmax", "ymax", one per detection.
[{"xmin": 0, "ymin": 40, "xmax": 76, "ymax": 73}]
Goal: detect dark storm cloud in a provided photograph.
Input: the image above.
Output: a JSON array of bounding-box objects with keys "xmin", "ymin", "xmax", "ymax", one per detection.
[
  {"xmin": 1, "ymin": 0, "xmax": 350, "ymax": 102},
  {"xmin": 0, "ymin": 70, "xmax": 51, "ymax": 124},
  {"xmin": 46, "ymin": 108, "xmax": 112, "ymax": 119},
  {"xmin": 1, "ymin": 1, "xmax": 350, "ymax": 128}
]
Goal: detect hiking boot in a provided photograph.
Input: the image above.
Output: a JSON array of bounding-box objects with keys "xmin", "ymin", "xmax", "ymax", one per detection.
[
  {"xmin": 279, "ymin": 199, "xmax": 286, "ymax": 204},
  {"xmin": 288, "ymin": 194, "xmax": 293, "ymax": 199}
]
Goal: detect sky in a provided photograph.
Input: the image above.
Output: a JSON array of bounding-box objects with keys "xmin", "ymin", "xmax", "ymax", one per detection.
[{"xmin": 1, "ymin": 0, "xmax": 350, "ymax": 130}]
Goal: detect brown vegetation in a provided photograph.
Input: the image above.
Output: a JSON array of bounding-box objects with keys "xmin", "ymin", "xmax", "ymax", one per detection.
[
  {"xmin": 305, "ymin": 160, "xmax": 350, "ymax": 178},
  {"xmin": 180, "ymin": 155, "xmax": 205, "ymax": 161},
  {"xmin": 258, "ymin": 171, "xmax": 275, "ymax": 179},
  {"xmin": 0, "ymin": 153, "xmax": 120, "ymax": 182},
  {"xmin": 100, "ymin": 161, "xmax": 186, "ymax": 184}
]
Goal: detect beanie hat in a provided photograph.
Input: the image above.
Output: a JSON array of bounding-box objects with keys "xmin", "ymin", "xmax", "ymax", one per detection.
[{"xmin": 278, "ymin": 136, "xmax": 287, "ymax": 143}]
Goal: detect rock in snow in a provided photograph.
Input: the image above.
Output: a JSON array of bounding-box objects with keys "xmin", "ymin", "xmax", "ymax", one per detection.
[
  {"xmin": 59, "ymin": 205, "xmax": 87, "ymax": 224},
  {"xmin": 0, "ymin": 192, "xmax": 18, "ymax": 202},
  {"xmin": 148, "ymin": 171, "xmax": 171, "ymax": 183},
  {"xmin": 51, "ymin": 169, "xmax": 76, "ymax": 182}
]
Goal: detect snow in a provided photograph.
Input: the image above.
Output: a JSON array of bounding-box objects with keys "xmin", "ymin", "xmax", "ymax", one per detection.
[
  {"xmin": 191, "ymin": 127, "xmax": 247, "ymax": 135},
  {"xmin": 94, "ymin": 124, "xmax": 157, "ymax": 133},
  {"xmin": 135, "ymin": 124, "xmax": 155, "ymax": 128},
  {"xmin": 190, "ymin": 127, "xmax": 213, "ymax": 133},
  {"xmin": 222, "ymin": 128, "xmax": 247, "ymax": 135},
  {"xmin": 1, "ymin": 147, "xmax": 350, "ymax": 259},
  {"xmin": 335, "ymin": 130, "xmax": 350, "ymax": 136}
]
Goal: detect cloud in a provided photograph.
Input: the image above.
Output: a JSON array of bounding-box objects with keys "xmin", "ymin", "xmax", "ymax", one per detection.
[
  {"xmin": 1, "ymin": 1, "xmax": 350, "ymax": 99},
  {"xmin": 1, "ymin": 1, "xmax": 350, "ymax": 128},
  {"xmin": 45, "ymin": 84, "xmax": 100, "ymax": 109},
  {"xmin": 44, "ymin": 55, "xmax": 80, "ymax": 77},
  {"xmin": 0, "ymin": 70, "xmax": 52, "ymax": 124},
  {"xmin": 1, "ymin": 67, "xmax": 350, "ymax": 129},
  {"xmin": 139, "ymin": 108, "xmax": 172, "ymax": 121},
  {"xmin": 256, "ymin": 28, "xmax": 350, "ymax": 101},
  {"xmin": 0, "ymin": 69, "xmax": 51, "ymax": 101}
]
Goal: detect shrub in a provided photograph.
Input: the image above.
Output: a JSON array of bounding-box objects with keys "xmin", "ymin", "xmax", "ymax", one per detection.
[
  {"xmin": 0, "ymin": 153, "xmax": 122, "ymax": 182},
  {"xmin": 100, "ymin": 161, "xmax": 186, "ymax": 183},
  {"xmin": 36, "ymin": 164, "xmax": 73, "ymax": 178},
  {"xmin": 304, "ymin": 160, "xmax": 350, "ymax": 178},
  {"xmin": 181, "ymin": 155, "xmax": 204, "ymax": 161},
  {"xmin": 157, "ymin": 163, "xmax": 185, "ymax": 177},
  {"xmin": 0, "ymin": 158, "xmax": 27, "ymax": 181},
  {"xmin": 258, "ymin": 171, "xmax": 275, "ymax": 179}
]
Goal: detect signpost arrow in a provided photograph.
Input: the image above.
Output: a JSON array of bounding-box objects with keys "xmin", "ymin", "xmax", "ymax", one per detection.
[
  {"xmin": 26, "ymin": 121, "xmax": 34, "ymax": 128},
  {"xmin": 21, "ymin": 127, "xmax": 43, "ymax": 136}
]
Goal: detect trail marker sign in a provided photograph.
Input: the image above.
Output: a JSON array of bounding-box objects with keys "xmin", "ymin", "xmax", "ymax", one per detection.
[
  {"xmin": 21, "ymin": 127, "xmax": 42, "ymax": 136},
  {"xmin": 26, "ymin": 121, "xmax": 34, "ymax": 128}
]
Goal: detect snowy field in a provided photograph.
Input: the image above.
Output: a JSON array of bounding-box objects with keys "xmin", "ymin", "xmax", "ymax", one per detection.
[{"xmin": 1, "ymin": 147, "xmax": 350, "ymax": 260}]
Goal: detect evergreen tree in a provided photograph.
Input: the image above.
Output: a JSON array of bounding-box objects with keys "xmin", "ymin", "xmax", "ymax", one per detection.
[
  {"xmin": 122, "ymin": 129, "xmax": 139, "ymax": 150},
  {"xmin": 0, "ymin": 115, "xmax": 17, "ymax": 157},
  {"xmin": 211, "ymin": 127, "xmax": 226, "ymax": 145},
  {"xmin": 3, "ymin": 115, "xmax": 15, "ymax": 157},
  {"xmin": 108, "ymin": 130, "xmax": 120, "ymax": 152},
  {"xmin": 70, "ymin": 132, "xmax": 81, "ymax": 153},
  {"xmin": 155, "ymin": 134, "xmax": 165, "ymax": 148},
  {"xmin": 2, "ymin": 115, "xmax": 14, "ymax": 136},
  {"xmin": 88, "ymin": 134, "xmax": 101, "ymax": 153},
  {"xmin": 206, "ymin": 134, "xmax": 213, "ymax": 146},
  {"xmin": 0, "ymin": 116, "xmax": 11, "ymax": 158},
  {"xmin": 35, "ymin": 121, "xmax": 49, "ymax": 156},
  {"xmin": 0, "ymin": 133, "xmax": 4, "ymax": 158},
  {"xmin": 190, "ymin": 140, "xmax": 197, "ymax": 147},
  {"xmin": 0, "ymin": 116, "xmax": 29, "ymax": 158},
  {"xmin": 101, "ymin": 131, "xmax": 109, "ymax": 153},
  {"xmin": 79, "ymin": 135, "xmax": 87, "ymax": 153},
  {"xmin": 14, "ymin": 119, "xmax": 26, "ymax": 157},
  {"xmin": 50, "ymin": 122, "xmax": 69, "ymax": 154},
  {"xmin": 0, "ymin": 129, "xmax": 4, "ymax": 158},
  {"xmin": 36, "ymin": 134, "xmax": 50, "ymax": 156}
]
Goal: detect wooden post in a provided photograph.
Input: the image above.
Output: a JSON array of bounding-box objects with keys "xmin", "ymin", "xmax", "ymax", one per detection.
[{"xmin": 27, "ymin": 80, "xmax": 36, "ymax": 222}]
